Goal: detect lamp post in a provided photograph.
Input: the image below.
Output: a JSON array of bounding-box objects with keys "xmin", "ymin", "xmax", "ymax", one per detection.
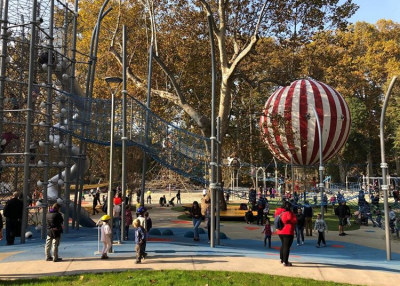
[
  {"xmin": 311, "ymin": 107, "xmax": 325, "ymax": 220},
  {"xmin": 380, "ymin": 76, "xmax": 397, "ymax": 261},
  {"xmin": 105, "ymin": 76, "xmax": 122, "ymax": 249}
]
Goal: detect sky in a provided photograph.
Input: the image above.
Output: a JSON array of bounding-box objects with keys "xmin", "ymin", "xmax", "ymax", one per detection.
[{"xmin": 345, "ymin": 0, "xmax": 400, "ymax": 24}]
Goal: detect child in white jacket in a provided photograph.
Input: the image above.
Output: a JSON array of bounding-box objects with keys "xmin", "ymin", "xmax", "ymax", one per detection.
[{"xmin": 100, "ymin": 215, "xmax": 112, "ymax": 259}]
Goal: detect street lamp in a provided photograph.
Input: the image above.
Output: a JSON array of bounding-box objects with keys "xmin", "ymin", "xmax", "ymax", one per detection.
[{"xmin": 105, "ymin": 76, "xmax": 122, "ymax": 249}]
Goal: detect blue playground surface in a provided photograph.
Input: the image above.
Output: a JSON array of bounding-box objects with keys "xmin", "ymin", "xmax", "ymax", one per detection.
[{"xmin": 1, "ymin": 226, "xmax": 399, "ymax": 274}]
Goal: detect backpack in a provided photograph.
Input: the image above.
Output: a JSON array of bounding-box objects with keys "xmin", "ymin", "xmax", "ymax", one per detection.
[{"xmin": 274, "ymin": 211, "xmax": 286, "ymax": 230}]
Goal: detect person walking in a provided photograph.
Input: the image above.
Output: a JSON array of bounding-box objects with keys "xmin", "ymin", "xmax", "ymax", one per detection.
[
  {"xmin": 146, "ymin": 190, "xmax": 152, "ymax": 204},
  {"xmin": 113, "ymin": 201, "xmax": 121, "ymax": 244},
  {"xmin": 176, "ymin": 190, "xmax": 181, "ymax": 204},
  {"xmin": 275, "ymin": 201, "xmax": 297, "ymax": 266},
  {"xmin": 100, "ymin": 215, "xmax": 112, "ymax": 259},
  {"xmin": 303, "ymin": 201, "xmax": 313, "ymax": 236},
  {"xmin": 124, "ymin": 207, "xmax": 133, "ymax": 240},
  {"xmin": 92, "ymin": 189, "xmax": 100, "ymax": 215},
  {"xmin": 45, "ymin": 203, "xmax": 64, "ymax": 262},
  {"xmin": 3, "ymin": 192, "xmax": 23, "ymax": 245},
  {"xmin": 295, "ymin": 208, "xmax": 305, "ymax": 245},
  {"xmin": 190, "ymin": 201, "xmax": 202, "ymax": 241},
  {"xmin": 335, "ymin": 200, "xmax": 350, "ymax": 236},
  {"xmin": 133, "ymin": 218, "xmax": 146, "ymax": 264},
  {"xmin": 314, "ymin": 213, "xmax": 328, "ymax": 247}
]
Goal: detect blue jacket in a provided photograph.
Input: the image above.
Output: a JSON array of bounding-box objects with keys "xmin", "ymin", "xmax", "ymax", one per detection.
[{"xmin": 135, "ymin": 226, "xmax": 146, "ymax": 244}]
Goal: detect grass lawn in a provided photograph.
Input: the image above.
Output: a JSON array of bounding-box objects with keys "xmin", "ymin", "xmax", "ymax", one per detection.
[{"xmin": 0, "ymin": 270, "xmax": 356, "ymax": 286}]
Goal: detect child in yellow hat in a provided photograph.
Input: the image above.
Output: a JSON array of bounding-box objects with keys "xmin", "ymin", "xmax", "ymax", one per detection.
[{"xmin": 100, "ymin": 215, "xmax": 112, "ymax": 259}]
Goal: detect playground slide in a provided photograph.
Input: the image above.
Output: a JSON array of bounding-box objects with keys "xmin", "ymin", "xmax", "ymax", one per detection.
[{"xmin": 46, "ymin": 77, "xmax": 95, "ymax": 228}]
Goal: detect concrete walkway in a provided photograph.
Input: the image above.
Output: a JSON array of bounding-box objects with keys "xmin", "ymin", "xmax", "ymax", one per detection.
[{"xmin": 1, "ymin": 197, "xmax": 400, "ymax": 285}]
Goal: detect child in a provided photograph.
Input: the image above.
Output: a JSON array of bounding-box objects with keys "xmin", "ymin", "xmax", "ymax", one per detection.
[
  {"xmin": 100, "ymin": 215, "xmax": 112, "ymax": 259},
  {"xmin": 125, "ymin": 208, "xmax": 133, "ymax": 240},
  {"xmin": 261, "ymin": 218, "xmax": 273, "ymax": 248},
  {"xmin": 314, "ymin": 213, "xmax": 328, "ymax": 248},
  {"xmin": 133, "ymin": 218, "xmax": 146, "ymax": 264}
]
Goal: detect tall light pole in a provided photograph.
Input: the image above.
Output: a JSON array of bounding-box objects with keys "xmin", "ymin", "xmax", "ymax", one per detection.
[
  {"xmin": 105, "ymin": 76, "xmax": 122, "ymax": 250},
  {"xmin": 311, "ymin": 107, "xmax": 325, "ymax": 219},
  {"xmin": 380, "ymin": 76, "xmax": 397, "ymax": 261}
]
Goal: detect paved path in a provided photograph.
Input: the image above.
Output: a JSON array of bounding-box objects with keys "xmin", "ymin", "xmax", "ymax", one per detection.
[{"xmin": 1, "ymin": 197, "xmax": 400, "ymax": 285}]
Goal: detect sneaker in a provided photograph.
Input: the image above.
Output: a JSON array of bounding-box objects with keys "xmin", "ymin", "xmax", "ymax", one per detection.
[
  {"xmin": 301, "ymin": 241, "xmax": 304, "ymax": 245},
  {"xmin": 101, "ymin": 254, "xmax": 107, "ymax": 259},
  {"xmin": 53, "ymin": 258, "xmax": 62, "ymax": 262},
  {"xmin": 343, "ymin": 232, "xmax": 348, "ymax": 235},
  {"xmin": 46, "ymin": 257, "xmax": 53, "ymax": 261},
  {"xmin": 339, "ymin": 233, "xmax": 345, "ymax": 236},
  {"xmin": 142, "ymin": 253, "xmax": 147, "ymax": 261},
  {"xmin": 323, "ymin": 244, "xmax": 326, "ymax": 247},
  {"xmin": 316, "ymin": 245, "xmax": 320, "ymax": 248},
  {"xmin": 135, "ymin": 260, "xmax": 141, "ymax": 264},
  {"xmin": 297, "ymin": 243, "xmax": 300, "ymax": 246}
]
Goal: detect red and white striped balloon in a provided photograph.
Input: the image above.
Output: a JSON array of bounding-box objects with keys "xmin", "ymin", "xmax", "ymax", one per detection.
[{"xmin": 260, "ymin": 79, "xmax": 351, "ymax": 166}]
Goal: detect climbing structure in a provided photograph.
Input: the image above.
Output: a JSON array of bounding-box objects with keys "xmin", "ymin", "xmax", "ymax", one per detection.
[{"xmin": 0, "ymin": 0, "xmax": 211, "ymax": 239}]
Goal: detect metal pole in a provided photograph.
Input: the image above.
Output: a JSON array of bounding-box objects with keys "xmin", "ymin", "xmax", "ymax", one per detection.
[
  {"xmin": 21, "ymin": 0, "xmax": 38, "ymax": 243},
  {"xmin": 121, "ymin": 25, "xmax": 127, "ymax": 241},
  {"xmin": 311, "ymin": 107, "xmax": 325, "ymax": 219},
  {"xmin": 0, "ymin": 0, "xmax": 9, "ymax": 146},
  {"xmin": 107, "ymin": 83, "xmax": 119, "ymax": 250},
  {"xmin": 380, "ymin": 76, "xmax": 397, "ymax": 261},
  {"xmin": 273, "ymin": 157, "xmax": 278, "ymax": 194},
  {"xmin": 216, "ymin": 117, "xmax": 221, "ymax": 245},
  {"xmin": 41, "ymin": 0, "xmax": 55, "ymax": 238},
  {"xmin": 140, "ymin": 45, "xmax": 153, "ymax": 207},
  {"xmin": 207, "ymin": 13, "xmax": 217, "ymax": 248}
]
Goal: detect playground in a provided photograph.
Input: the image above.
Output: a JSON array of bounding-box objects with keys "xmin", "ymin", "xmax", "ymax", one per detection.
[
  {"xmin": 1, "ymin": 192, "xmax": 400, "ymax": 285},
  {"xmin": 1, "ymin": 0, "xmax": 400, "ymax": 284}
]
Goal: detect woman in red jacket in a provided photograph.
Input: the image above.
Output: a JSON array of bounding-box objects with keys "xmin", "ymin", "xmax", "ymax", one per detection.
[{"xmin": 275, "ymin": 200, "xmax": 297, "ymax": 266}]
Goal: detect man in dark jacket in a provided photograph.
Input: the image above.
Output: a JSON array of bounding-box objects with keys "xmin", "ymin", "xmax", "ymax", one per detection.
[
  {"xmin": 303, "ymin": 201, "xmax": 313, "ymax": 236},
  {"xmin": 335, "ymin": 201, "xmax": 350, "ymax": 236},
  {"xmin": 3, "ymin": 192, "xmax": 23, "ymax": 245},
  {"xmin": 45, "ymin": 203, "xmax": 64, "ymax": 262},
  {"xmin": 295, "ymin": 208, "xmax": 305, "ymax": 245}
]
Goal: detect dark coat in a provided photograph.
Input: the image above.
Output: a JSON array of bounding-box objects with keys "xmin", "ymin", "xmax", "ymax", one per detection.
[
  {"xmin": 3, "ymin": 198, "xmax": 23, "ymax": 220},
  {"xmin": 46, "ymin": 211, "xmax": 64, "ymax": 238}
]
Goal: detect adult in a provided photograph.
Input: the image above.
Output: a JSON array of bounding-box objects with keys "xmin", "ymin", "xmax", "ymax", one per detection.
[
  {"xmin": 113, "ymin": 200, "xmax": 122, "ymax": 244},
  {"xmin": 295, "ymin": 208, "xmax": 305, "ymax": 246},
  {"xmin": 159, "ymin": 195, "xmax": 166, "ymax": 207},
  {"xmin": 335, "ymin": 200, "xmax": 350, "ymax": 236},
  {"xmin": 93, "ymin": 189, "xmax": 100, "ymax": 215},
  {"xmin": 191, "ymin": 201, "xmax": 202, "ymax": 241},
  {"xmin": 3, "ymin": 192, "xmax": 23, "ymax": 245},
  {"xmin": 176, "ymin": 190, "xmax": 181, "ymax": 204},
  {"xmin": 389, "ymin": 206, "xmax": 396, "ymax": 233},
  {"xmin": 256, "ymin": 198, "xmax": 265, "ymax": 225},
  {"xmin": 146, "ymin": 190, "xmax": 152, "ymax": 204},
  {"xmin": 393, "ymin": 188, "xmax": 399, "ymax": 206},
  {"xmin": 275, "ymin": 201, "xmax": 297, "ymax": 266},
  {"xmin": 303, "ymin": 201, "xmax": 313, "ymax": 236},
  {"xmin": 45, "ymin": 203, "xmax": 64, "ymax": 262}
]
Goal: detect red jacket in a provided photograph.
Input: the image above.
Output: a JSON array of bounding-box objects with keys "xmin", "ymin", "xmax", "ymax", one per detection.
[{"xmin": 275, "ymin": 207, "xmax": 297, "ymax": 235}]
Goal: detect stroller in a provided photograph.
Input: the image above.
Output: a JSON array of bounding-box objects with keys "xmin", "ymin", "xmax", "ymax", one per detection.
[
  {"xmin": 354, "ymin": 210, "xmax": 368, "ymax": 226},
  {"xmin": 168, "ymin": 197, "xmax": 175, "ymax": 207}
]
